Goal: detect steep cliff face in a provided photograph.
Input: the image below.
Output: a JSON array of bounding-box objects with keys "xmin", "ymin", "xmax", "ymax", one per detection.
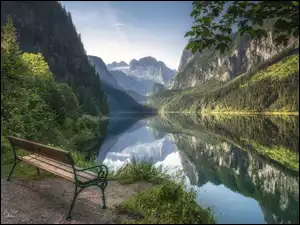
[{"xmin": 174, "ymin": 32, "xmax": 299, "ymax": 89}]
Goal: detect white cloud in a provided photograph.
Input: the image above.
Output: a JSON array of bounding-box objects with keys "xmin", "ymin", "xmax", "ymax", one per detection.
[{"xmin": 112, "ymin": 23, "xmax": 126, "ymax": 28}]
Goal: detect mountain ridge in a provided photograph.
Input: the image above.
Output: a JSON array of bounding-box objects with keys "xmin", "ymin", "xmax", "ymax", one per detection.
[
  {"xmin": 88, "ymin": 55, "xmax": 156, "ymax": 114},
  {"xmin": 107, "ymin": 56, "xmax": 176, "ymax": 86}
]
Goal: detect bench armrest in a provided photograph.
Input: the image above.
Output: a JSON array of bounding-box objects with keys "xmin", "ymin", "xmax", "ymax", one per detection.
[{"xmin": 76, "ymin": 165, "xmax": 108, "ymax": 180}]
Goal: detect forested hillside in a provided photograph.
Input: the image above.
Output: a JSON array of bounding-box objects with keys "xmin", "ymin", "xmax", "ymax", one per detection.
[
  {"xmin": 1, "ymin": 2, "xmax": 110, "ymax": 165},
  {"xmin": 1, "ymin": 1, "xmax": 108, "ymax": 116},
  {"xmin": 150, "ymin": 1, "xmax": 299, "ymax": 115},
  {"xmin": 150, "ymin": 51, "xmax": 299, "ymax": 114}
]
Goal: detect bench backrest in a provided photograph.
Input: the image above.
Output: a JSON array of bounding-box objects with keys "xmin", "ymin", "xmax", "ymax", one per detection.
[{"xmin": 6, "ymin": 136, "xmax": 74, "ymax": 166}]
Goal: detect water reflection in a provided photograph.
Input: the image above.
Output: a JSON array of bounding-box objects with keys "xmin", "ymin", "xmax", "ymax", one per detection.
[{"xmin": 96, "ymin": 113, "xmax": 299, "ymax": 224}]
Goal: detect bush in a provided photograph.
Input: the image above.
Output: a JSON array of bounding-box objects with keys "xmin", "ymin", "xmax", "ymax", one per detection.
[
  {"xmin": 121, "ymin": 180, "xmax": 215, "ymax": 224},
  {"xmin": 111, "ymin": 159, "xmax": 215, "ymax": 224},
  {"xmin": 112, "ymin": 158, "xmax": 170, "ymax": 185}
]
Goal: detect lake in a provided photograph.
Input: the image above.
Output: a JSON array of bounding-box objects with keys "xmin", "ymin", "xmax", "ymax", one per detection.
[{"xmin": 96, "ymin": 113, "xmax": 299, "ymax": 224}]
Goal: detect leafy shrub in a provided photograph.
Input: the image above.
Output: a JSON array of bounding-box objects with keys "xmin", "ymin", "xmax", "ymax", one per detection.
[{"xmin": 121, "ymin": 181, "xmax": 215, "ymax": 224}]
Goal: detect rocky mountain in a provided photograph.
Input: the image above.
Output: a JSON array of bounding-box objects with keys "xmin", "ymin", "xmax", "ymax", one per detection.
[
  {"xmin": 109, "ymin": 70, "xmax": 156, "ymax": 97},
  {"xmin": 88, "ymin": 56, "xmax": 119, "ymax": 88},
  {"xmin": 88, "ymin": 55, "xmax": 156, "ymax": 114},
  {"xmin": 174, "ymin": 32, "xmax": 299, "ymax": 89},
  {"xmin": 151, "ymin": 31, "xmax": 299, "ymax": 114},
  {"xmin": 108, "ymin": 56, "xmax": 176, "ymax": 86},
  {"xmin": 107, "ymin": 61, "xmax": 129, "ymax": 70}
]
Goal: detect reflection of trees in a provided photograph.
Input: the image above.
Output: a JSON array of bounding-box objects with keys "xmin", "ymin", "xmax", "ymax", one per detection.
[
  {"xmin": 198, "ymin": 115, "xmax": 299, "ymax": 154},
  {"xmin": 174, "ymin": 133, "xmax": 299, "ymax": 224},
  {"xmin": 152, "ymin": 113, "xmax": 299, "ymax": 171},
  {"xmin": 150, "ymin": 113, "xmax": 299, "ymax": 224}
]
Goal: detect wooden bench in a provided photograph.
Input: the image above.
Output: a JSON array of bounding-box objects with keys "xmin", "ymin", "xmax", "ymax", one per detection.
[{"xmin": 6, "ymin": 136, "xmax": 108, "ymax": 220}]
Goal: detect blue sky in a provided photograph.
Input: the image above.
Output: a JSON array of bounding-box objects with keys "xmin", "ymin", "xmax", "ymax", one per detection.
[{"xmin": 61, "ymin": 1, "xmax": 194, "ymax": 69}]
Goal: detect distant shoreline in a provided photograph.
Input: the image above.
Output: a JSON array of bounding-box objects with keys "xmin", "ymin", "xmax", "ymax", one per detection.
[
  {"xmin": 200, "ymin": 111, "xmax": 299, "ymax": 116},
  {"xmin": 159, "ymin": 110, "xmax": 299, "ymax": 116}
]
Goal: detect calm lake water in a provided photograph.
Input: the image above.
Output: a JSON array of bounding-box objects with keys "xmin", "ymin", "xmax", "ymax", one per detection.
[{"xmin": 96, "ymin": 113, "xmax": 299, "ymax": 224}]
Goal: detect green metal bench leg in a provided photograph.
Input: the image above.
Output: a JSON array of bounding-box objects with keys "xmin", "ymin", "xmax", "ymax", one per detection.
[
  {"xmin": 7, "ymin": 160, "xmax": 20, "ymax": 181},
  {"xmin": 36, "ymin": 167, "xmax": 40, "ymax": 176},
  {"xmin": 66, "ymin": 185, "xmax": 86, "ymax": 220},
  {"xmin": 97, "ymin": 182, "xmax": 107, "ymax": 209},
  {"xmin": 66, "ymin": 185, "xmax": 79, "ymax": 220},
  {"xmin": 101, "ymin": 187, "xmax": 106, "ymax": 209}
]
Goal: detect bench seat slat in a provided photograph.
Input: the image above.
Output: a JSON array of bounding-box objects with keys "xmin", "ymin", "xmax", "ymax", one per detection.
[
  {"xmin": 19, "ymin": 155, "xmax": 96, "ymax": 184},
  {"xmin": 24, "ymin": 154, "xmax": 98, "ymax": 181},
  {"xmin": 19, "ymin": 155, "xmax": 78, "ymax": 182}
]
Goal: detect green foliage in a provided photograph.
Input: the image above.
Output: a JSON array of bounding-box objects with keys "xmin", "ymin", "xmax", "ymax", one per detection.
[
  {"xmin": 1, "ymin": 1, "xmax": 109, "ymax": 116},
  {"xmin": 201, "ymin": 54, "xmax": 299, "ymax": 113},
  {"xmin": 108, "ymin": 159, "xmax": 215, "ymax": 224},
  {"xmin": 112, "ymin": 158, "xmax": 170, "ymax": 185},
  {"xmin": 154, "ymin": 113, "xmax": 299, "ymax": 172},
  {"xmin": 185, "ymin": 1, "xmax": 299, "ymax": 54},
  {"xmin": 1, "ymin": 18, "xmax": 109, "ymax": 173},
  {"xmin": 121, "ymin": 181, "xmax": 215, "ymax": 224},
  {"xmin": 151, "ymin": 53, "xmax": 299, "ymax": 114},
  {"xmin": 45, "ymin": 82, "xmax": 79, "ymax": 123},
  {"xmin": 243, "ymin": 54, "xmax": 299, "ymax": 86},
  {"xmin": 1, "ymin": 16, "xmax": 25, "ymax": 133},
  {"xmin": 21, "ymin": 52, "xmax": 54, "ymax": 81}
]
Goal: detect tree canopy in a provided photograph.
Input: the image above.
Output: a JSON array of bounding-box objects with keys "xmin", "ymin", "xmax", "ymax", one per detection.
[
  {"xmin": 185, "ymin": 1, "xmax": 299, "ymax": 54},
  {"xmin": 1, "ymin": 17, "xmax": 107, "ymax": 159},
  {"xmin": 1, "ymin": 1, "xmax": 109, "ymax": 116}
]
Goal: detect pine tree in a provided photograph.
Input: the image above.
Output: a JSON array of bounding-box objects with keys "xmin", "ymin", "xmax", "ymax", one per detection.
[{"xmin": 1, "ymin": 16, "xmax": 25, "ymax": 133}]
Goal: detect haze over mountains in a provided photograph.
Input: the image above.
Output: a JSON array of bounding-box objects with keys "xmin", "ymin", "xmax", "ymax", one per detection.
[
  {"xmin": 106, "ymin": 57, "xmax": 176, "ymax": 97},
  {"xmin": 87, "ymin": 55, "xmax": 155, "ymax": 114}
]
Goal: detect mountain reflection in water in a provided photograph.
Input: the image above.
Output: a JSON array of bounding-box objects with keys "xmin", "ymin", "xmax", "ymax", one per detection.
[{"xmin": 96, "ymin": 113, "xmax": 299, "ymax": 224}]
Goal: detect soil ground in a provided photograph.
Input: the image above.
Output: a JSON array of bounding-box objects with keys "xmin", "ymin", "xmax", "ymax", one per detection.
[{"xmin": 1, "ymin": 178, "xmax": 151, "ymax": 224}]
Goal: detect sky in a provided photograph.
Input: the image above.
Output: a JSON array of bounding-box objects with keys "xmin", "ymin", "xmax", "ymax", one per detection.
[{"xmin": 61, "ymin": 1, "xmax": 194, "ymax": 69}]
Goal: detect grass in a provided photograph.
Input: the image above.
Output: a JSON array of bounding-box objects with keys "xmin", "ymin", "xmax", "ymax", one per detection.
[
  {"xmin": 110, "ymin": 158, "xmax": 170, "ymax": 185},
  {"xmin": 1, "ymin": 144, "xmax": 55, "ymax": 180},
  {"xmin": 240, "ymin": 54, "xmax": 299, "ymax": 88},
  {"xmin": 121, "ymin": 181, "xmax": 215, "ymax": 224},
  {"xmin": 113, "ymin": 159, "xmax": 215, "ymax": 224}
]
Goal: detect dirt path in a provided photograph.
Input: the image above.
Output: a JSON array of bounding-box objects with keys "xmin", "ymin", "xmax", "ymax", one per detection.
[{"xmin": 1, "ymin": 178, "xmax": 151, "ymax": 224}]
